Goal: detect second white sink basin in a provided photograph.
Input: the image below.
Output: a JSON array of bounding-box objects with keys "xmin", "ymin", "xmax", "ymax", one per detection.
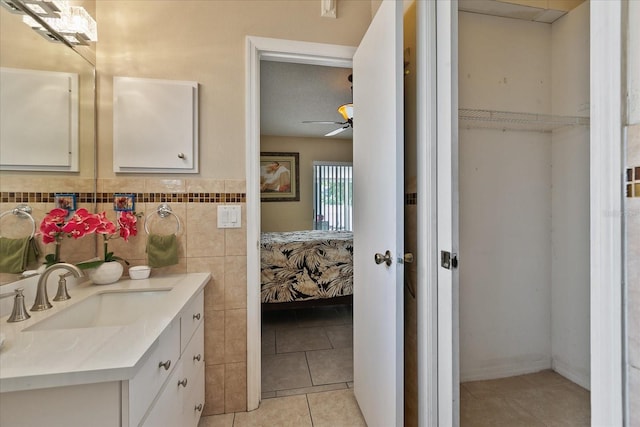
[{"xmin": 24, "ymin": 289, "xmax": 171, "ymax": 331}]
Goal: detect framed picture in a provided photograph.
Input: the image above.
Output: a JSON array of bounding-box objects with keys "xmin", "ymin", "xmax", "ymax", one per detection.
[
  {"xmin": 54, "ymin": 193, "xmax": 76, "ymax": 214},
  {"xmin": 260, "ymin": 152, "xmax": 300, "ymax": 202},
  {"xmin": 113, "ymin": 193, "xmax": 136, "ymax": 212}
]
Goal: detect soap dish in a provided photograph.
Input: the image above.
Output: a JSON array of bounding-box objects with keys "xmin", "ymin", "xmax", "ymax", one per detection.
[{"xmin": 129, "ymin": 265, "xmax": 151, "ymax": 280}]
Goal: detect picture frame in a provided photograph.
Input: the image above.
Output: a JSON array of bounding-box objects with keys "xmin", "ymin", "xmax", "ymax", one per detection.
[
  {"xmin": 54, "ymin": 193, "xmax": 76, "ymax": 214},
  {"xmin": 260, "ymin": 152, "xmax": 300, "ymax": 202},
  {"xmin": 113, "ymin": 193, "xmax": 136, "ymax": 212}
]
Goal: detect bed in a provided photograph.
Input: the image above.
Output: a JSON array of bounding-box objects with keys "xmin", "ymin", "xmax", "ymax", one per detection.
[{"xmin": 260, "ymin": 230, "xmax": 353, "ymax": 308}]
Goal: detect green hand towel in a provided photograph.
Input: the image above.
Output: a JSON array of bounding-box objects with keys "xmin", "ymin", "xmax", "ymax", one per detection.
[
  {"xmin": 146, "ymin": 234, "xmax": 179, "ymax": 268},
  {"xmin": 0, "ymin": 236, "xmax": 39, "ymax": 274}
]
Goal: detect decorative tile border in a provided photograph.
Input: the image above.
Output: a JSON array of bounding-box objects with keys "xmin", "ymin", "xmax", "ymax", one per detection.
[
  {"xmin": 1, "ymin": 192, "xmax": 94, "ymax": 203},
  {"xmin": 405, "ymin": 192, "xmax": 417, "ymax": 205},
  {"xmin": 626, "ymin": 167, "xmax": 640, "ymax": 198},
  {"xmin": 1, "ymin": 192, "xmax": 246, "ymax": 204}
]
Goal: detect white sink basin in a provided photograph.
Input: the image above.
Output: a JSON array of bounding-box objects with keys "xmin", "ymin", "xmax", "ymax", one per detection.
[{"xmin": 24, "ymin": 289, "xmax": 171, "ymax": 331}]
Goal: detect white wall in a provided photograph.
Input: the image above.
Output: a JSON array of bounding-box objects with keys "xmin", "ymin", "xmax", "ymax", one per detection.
[
  {"xmin": 550, "ymin": 2, "xmax": 590, "ymax": 389},
  {"xmin": 458, "ymin": 12, "xmax": 553, "ymax": 380}
]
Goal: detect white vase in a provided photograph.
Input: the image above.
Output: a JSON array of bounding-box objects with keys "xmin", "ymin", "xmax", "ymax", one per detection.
[{"xmin": 89, "ymin": 262, "xmax": 124, "ymax": 285}]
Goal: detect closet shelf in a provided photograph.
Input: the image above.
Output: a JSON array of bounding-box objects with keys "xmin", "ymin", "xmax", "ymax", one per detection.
[{"xmin": 459, "ymin": 108, "xmax": 590, "ymax": 133}]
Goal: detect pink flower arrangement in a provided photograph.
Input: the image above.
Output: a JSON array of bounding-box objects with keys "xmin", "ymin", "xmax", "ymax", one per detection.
[{"xmin": 39, "ymin": 208, "xmax": 140, "ymax": 268}]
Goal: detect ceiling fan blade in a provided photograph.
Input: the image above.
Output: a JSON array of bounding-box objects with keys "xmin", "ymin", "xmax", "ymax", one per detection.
[
  {"xmin": 325, "ymin": 126, "xmax": 349, "ymax": 137},
  {"xmin": 303, "ymin": 120, "xmax": 346, "ymax": 125}
]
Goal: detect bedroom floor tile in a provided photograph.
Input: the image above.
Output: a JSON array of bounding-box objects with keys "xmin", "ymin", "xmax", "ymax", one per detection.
[
  {"xmin": 261, "ymin": 352, "xmax": 312, "ymax": 392},
  {"xmin": 325, "ymin": 324, "xmax": 353, "ymax": 348},
  {"xmin": 306, "ymin": 347, "xmax": 353, "ymax": 385},
  {"xmin": 307, "ymin": 389, "xmax": 367, "ymax": 427},
  {"xmin": 275, "ymin": 382, "xmax": 348, "ymax": 398},
  {"xmin": 261, "ymin": 305, "xmax": 353, "ymax": 398},
  {"xmin": 262, "ymin": 309, "xmax": 298, "ymax": 331},
  {"xmin": 261, "ymin": 329, "xmax": 276, "ymax": 355},
  {"xmin": 276, "ymin": 326, "xmax": 332, "ymax": 353},
  {"xmin": 296, "ymin": 306, "xmax": 350, "ymax": 328}
]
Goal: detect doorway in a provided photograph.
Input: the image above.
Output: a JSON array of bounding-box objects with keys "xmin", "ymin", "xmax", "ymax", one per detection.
[
  {"xmin": 258, "ymin": 60, "xmax": 355, "ymax": 400},
  {"xmin": 245, "ymin": 37, "xmax": 356, "ymax": 411}
]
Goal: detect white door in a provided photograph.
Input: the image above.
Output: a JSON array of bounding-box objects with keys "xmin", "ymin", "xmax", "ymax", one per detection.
[
  {"xmin": 352, "ymin": 1, "xmax": 404, "ymax": 426},
  {"xmin": 435, "ymin": 1, "xmax": 460, "ymax": 426}
]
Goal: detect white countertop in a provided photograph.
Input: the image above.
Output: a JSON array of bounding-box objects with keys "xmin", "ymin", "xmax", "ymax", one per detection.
[{"xmin": 0, "ymin": 272, "xmax": 210, "ymax": 393}]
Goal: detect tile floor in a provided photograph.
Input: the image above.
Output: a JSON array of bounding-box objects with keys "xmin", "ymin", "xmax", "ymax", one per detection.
[
  {"xmin": 198, "ymin": 305, "xmax": 366, "ymax": 427},
  {"xmin": 461, "ymin": 370, "xmax": 591, "ymax": 426},
  {"xmin": 198, "ymin": 305, "xmax": 590, "ymax": 426},
  {"xmin": 261, "ymin": 305, "xmax": 355, "ymax": 399}
]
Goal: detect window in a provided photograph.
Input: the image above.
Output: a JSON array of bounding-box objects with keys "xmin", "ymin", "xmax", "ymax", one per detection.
[{"xmin": 313, "ymin": 162, "xmax": 353, "ymax": 231}]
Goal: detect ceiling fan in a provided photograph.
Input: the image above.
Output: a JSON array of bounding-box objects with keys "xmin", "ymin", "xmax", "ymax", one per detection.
[
  {"xmin": 303, "ymin": 103, "xmax": 353, "ymax": 137},
  {"xmin": 302, "ymin": 74, "xmax": 353, "ymax": 137}
]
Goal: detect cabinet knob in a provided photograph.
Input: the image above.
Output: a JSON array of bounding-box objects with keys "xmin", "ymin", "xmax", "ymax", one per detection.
[
  {"xmin": 158, "ymin": 360, "xmax": 171, "ymax": 371},
  {"xmin": 195, "ymin": 404, "xmax": 203, "ymax": 412},
  {"xmin": 193, "ymin": 354, "xmax": 202, "ymax": 362},
  {"xmin": 177, "ymin": 153, "xmax": 185, "ymax": 159},
  {"xmin": 193, "ymin": 312, "xmax": 201, "ymax": 321},
  {"xmin": 178, "ymin": 378, "xmax": 188, "ymax": 388}
]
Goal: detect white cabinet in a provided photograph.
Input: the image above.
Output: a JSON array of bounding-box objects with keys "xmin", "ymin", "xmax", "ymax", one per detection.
[
  {"xmin": 135, "ymin": 290, "xmax": 205, "ymax": 427},
  {"xmin": 126, "ymin": 317, "xmax": 181, "ymax": 427},
  {"xmin": 0, "ymin": 67, "xmax": 79, "ymax": 171},
  {"xmin": 142, "ymin": 323, "xmax": 205, "ymax": 427},
  {"xmin": 0, "ymin": 288, "xmax": 206, "ymax": 427},
  {"xmin": 113, "ymin": 76, "xmax": 199, "ymax": 173}
]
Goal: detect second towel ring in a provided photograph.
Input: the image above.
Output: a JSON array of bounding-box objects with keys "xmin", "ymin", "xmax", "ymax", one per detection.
[
  {"xmin": 0, "ymin": 204, "xmax": 36, "ymax": 239},
  {"xmin": 144, "ymin": 203, "xmax": 181, "ymax": 235}
]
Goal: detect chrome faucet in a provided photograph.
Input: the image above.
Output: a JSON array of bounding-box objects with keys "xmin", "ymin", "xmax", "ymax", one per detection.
[
  {"xmin": 31, "ymin": 263, "xmax": 84, "ymax": 312},
  {"xmin": 0, "ymin": 287, "xmax": 30, "ymax": 322}
]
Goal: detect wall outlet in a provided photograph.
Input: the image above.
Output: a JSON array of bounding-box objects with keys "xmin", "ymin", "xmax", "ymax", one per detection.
[{"xmin": 217, "ymin": 205, "xmax": 241, "ymax": 228}]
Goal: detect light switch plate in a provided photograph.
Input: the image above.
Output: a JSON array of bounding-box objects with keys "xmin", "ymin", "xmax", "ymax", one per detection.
[{"xmin": 217, "ymin": 205, "xmax": 241, "ymax": 228}]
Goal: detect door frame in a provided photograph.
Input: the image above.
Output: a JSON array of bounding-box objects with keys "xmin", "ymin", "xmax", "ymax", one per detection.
[
  {"xmin": 245, "ymin": 36, "xmax": 355, "ymax": 410},
  {"xmin": 431, "ymin": 1, "xmax": 626, "ymax": 426}
]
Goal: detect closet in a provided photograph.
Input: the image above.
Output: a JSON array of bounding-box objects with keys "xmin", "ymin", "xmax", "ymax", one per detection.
[{"xmin": 457, "ymin": 0, "xmax": 591, "ymax": 422}]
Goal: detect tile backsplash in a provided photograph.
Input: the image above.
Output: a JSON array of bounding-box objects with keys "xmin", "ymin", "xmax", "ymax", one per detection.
[{"xmin": 0, "ymin": 176, "xmax": 248, "ymax": 415}]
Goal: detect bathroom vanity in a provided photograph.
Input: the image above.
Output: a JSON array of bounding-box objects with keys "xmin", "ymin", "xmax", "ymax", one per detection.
[{"xmin": 0, "ymin": 272, "xmax": 209, "ymax": 427}]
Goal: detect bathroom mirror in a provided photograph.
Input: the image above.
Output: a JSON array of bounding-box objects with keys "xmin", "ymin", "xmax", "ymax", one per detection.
[{"xmin": 0, "ymin": 1, "xmax": 97, "ymax": 285}]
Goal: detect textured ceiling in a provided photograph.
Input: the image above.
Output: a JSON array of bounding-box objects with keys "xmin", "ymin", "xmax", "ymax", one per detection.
[{"xmin": 260, "ymin": 61, "xmax": 353, "ymax": 140}]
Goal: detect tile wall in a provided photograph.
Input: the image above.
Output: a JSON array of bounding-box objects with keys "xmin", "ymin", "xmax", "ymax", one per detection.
[{"xmin": 0, "ymin": 176, "xmax": 248, "ymax": 415}]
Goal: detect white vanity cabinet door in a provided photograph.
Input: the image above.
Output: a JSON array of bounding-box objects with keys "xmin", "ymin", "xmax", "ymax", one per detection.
[
  {"xmin": 181, "ymin": 322, "xmax": 205, "ymax": 426},
  {"xmin": 127, "ymin": 317, "xmax": 180, "ymax": 427},
  {"xmin": 143, "ymin": 325, "xmax": 204, "ymax": 427},
  {"xmin": 141, "ymin": 359, "xmax": 184, "ymax": 427},
  {"xmin": 183, "ymin": 365, "xmax": 206, "ymax": 427},
  {"xmin": 181, "ymin": 290, "xmax": 204, "ymax": 352}
]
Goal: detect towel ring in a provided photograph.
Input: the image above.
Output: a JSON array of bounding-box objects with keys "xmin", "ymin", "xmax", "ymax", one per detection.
[
  {"xmin": 144, "ymin": 203, "xmax": 181, "ymax": 235},
  {"xmin": 0, "ymin": 204, "xmax": 36, "ymax": 239}
]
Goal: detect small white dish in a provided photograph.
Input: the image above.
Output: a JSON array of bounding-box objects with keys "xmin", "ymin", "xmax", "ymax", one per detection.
[{"xmin": 129, "ymin": 265, "xmax": 151, "ymax": 280}]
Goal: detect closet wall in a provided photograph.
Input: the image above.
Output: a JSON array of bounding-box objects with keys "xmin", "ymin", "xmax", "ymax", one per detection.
[{"xmin": 459, "ymin": 2, "xmax": 589, "ymax": 387}]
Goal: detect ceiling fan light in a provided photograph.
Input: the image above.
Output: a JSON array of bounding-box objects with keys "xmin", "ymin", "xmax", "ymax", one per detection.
[{"xmin": 338, "ymin": 103, "xmax": 353, "ymax": 121}]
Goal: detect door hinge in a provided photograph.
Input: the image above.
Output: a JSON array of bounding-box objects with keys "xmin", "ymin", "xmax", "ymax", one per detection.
[{"xmin": 441, "ymin": 251, "xmax": 458, "ymax": 270}]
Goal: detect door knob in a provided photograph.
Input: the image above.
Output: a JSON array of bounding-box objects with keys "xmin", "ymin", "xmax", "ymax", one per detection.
[{"xmin": 374, "ymin": 250, "xmax": 393, "ymax": 266}]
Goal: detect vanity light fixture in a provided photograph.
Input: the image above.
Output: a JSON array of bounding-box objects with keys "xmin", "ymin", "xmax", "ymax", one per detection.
[{"xmin": 1, "ymin": 0, "xmax": 97, "ymax": 46}]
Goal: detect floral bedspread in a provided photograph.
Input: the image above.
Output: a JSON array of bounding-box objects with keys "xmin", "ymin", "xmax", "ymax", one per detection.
[{"xmin": 260, "ymin": 230, "xmax": 353, "ymax": 303}]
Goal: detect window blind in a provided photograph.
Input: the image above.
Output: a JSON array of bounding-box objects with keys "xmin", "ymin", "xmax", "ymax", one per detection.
[{"xmin": 313, "ymin": 162, "xmax": 353, "ymax": 231}]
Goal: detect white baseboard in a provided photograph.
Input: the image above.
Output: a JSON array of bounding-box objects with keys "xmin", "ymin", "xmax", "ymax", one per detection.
[
  {"xmin": 552, "ymin": 358, "xmax": 590, "ymax": 390},
  {"xmin": 460, "ymin": 358, "xmax": 552, "ymax": 383}
]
